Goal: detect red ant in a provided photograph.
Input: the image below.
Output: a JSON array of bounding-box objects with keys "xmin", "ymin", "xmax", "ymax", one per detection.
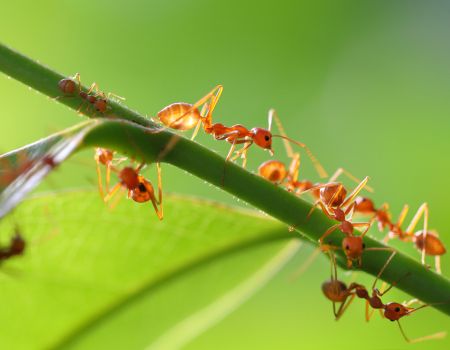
[
  {"xmin": 322, "ymin": 252, "xmax": 446, "ymax": 343},
  {"xmin": 302, "ymin": 169, "xmax": 383, "ymax": 268},
  {"xmin": 103, "ymin": 162, "xmax": 163, "ymax": 220},
  {"xmin": 157, "ymin": 86, "xmax": 327, "ymax": 175},
  {"xmin": 383, "ymin": 203, "xmax": 446, "ymax": 274},
  {"xmin": 0, "ymin": 226, "xmax": 26, "ymax": 262},
  {"xmin": 58, "ymin": 73, "xmax": 123, "ymax": 114}
]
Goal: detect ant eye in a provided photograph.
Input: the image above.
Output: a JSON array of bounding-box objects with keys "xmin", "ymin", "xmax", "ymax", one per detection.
[
  {"xmin": 395, "ymin": 307, "xmax": 401, "ymax": 312},
  {"xmin": 264, "ymin": 135, "xmax": 270, "ymax": 141},
  {"xmin": 345, "ymin": 245, "xmax": 350, "ymax": 250}
]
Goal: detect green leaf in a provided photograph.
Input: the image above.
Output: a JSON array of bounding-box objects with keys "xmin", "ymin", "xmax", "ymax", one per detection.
[{"xmin": 0, "ymin": 191, "xmax": 295, "ymax": 350}]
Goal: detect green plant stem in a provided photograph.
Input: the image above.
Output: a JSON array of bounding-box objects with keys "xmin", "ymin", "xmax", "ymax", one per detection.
[{"xmin": 1, "ymin": 42, "xmax": 449, "ymax": 316}]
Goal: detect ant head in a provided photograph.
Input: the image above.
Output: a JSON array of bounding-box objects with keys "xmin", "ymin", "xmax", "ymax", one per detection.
[
  {"xmin": 320, "ymin": 184, "xmax": 347, "ymax": 207},
  {"xmin": 119, "ymin": 167, "xmax": 140, "ymax": 190},
  {"xmin": 95, "ymin": 148, "xmax": 114, "ymax": 165},
  {"xmin": 342, "ymin": 236, "xmax": 365, "ymax": 259},
  {"xmin": 384, "ymin": 303, "xmax": 411, "ymax": 321},
  {"xmin": 414, "ymin": 231, "xmax": 446, "ymax": 256},
  {"xmin": 94, "ymin": 99, "xmax": 108, "ymax": 113},
  {"xmin": 355, "ymin": 196, "xmax": 376, "ymax": 214},
  {"xmin": 258, "ymin": 160, "xmax": 287, "ymax": 184},
  {"xmin": 130, "ymin": 176, "xmax": 154, "ymax": 203},
  {"xmin": 251, "ymin": 128, "xmax": 273, "ymax": 152},
  {"xmin": 321, "ymin": 279, "xmax": 348, "ymax": 302},
  {"xmin": 58, "ymin": 78, "xmax": 76, "ymax": 94}
]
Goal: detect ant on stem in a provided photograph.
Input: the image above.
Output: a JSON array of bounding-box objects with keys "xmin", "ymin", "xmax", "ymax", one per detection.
[
  {"xmin": 300, "ymin": 169, "xmax": 383, "ymax": 268},
  {"xmin": 323, "ymin": 252, "xmax": 446, "ymax": 343},
  {"xmin": 385, "ymin": 203, "xmax": 445, "ymax": 273},
  {"xmin": 58, "ymin": 73, "xmax": 124, "ymax": 114},
  {"xmin": 157, "ymin": 86, "xmax": 327, "ymax": 175}
]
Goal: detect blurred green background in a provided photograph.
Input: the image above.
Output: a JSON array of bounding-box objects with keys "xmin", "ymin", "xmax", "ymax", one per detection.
[{"xmin": 1, "ymin": 0, "xmax": 449, "ymax": 349}]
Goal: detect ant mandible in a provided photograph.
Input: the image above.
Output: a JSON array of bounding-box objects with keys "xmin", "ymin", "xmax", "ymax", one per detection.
[
  {"xmin": 384, "ymin": 203, "xmax": 446, "ymax": 274},
  {"xmin": 258, "ymin": 109, "xmax": 328, "ymax": 188},
  {"xmin": 157, "ymin": 86, "xmax": 327, "ymax": 175},
  {"xmin": 103, "ymin": 162, "xmax": 163, "ymax": 220}
]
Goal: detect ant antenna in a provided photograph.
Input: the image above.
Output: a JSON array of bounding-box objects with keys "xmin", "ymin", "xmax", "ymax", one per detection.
[
  {"xmin": 271, "ymin": 134, "xmax": 328, "ymax": 178},
  {"xmin": 397, "ymin": 320, "xmax": 446, "ymax": 343}
]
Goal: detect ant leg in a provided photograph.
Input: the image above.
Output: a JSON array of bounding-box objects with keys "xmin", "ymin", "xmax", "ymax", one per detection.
[
  {"xmin": 341, "ymin": 177, "xmax": 370, "ymax": 209},
  {"xmin": 109, "ymin": 187, "xmax": 126, "ymax": 210},
  {"xmin": 365, "ymin": 300, "xmax": 376, "ymax": 322},
  {"xmin": 309, "ymin": 200, "xmax": 335, "ymax": 221},
  {"xmin": 435, "ymin": 256, "xmax": 441, "ymax": 274},
  {"xmin": 397, "ymin": 321, "xmax": 446, "ymax": 343},
  {"xmin": 289, "ymin": 248, "xmax": 321, "ymax": 281},
  {"xmin": 105, "ymin": 163, "xmax": 111, "ymax": 193},
  {"xmin": 328, "ymin": 168, "xmax": 374, "ymax": 193},
  {"xmin": 396, "ymin": 204, "xmax": 409, "ymax": 227},
  {"xmin": 170, "ymin": 85, "xmax": 223, "ymax": 129},
  {"xmin": 104, "ymin": 182, "xmax": 123, "ymax": 203},
  {"xmin": 95, "ymin": 159, "xmax": 104, "ymax": 199},
  {"xmin": 405, "ymin": 203, "xmax": 429, "ymax": 266},
  {"xmin": 370, "ymin": 249, "xmax": 397, "ymax": 291},
  {"xmin": 319, "ymin": 224, "xmax": 340, "ymax": 245},
  {"xmin": 336, "ymin": 294, "xmax": 356, "ymax": 320},
  {"xmin": 190, "ymin": 104, "xmax": 208, "ymax": 140},
  {"xmin": 156, "ymin": 162, "xmax": 163, "ymax": 219},
  {"xmin": 269, "ymin": 109, "xmax": 294, "ymax": 157},
  {"xmin": 353, "ymin": 222, "xmax": 372, "ymax": 238}
]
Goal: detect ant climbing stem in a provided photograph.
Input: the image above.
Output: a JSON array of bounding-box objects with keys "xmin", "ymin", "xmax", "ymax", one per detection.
[
  {"xmin": 157, "ymin": 86, "xmax": 328, "ymax": 176},
  {"xmin": 57, "ymin": 73, "xmax": 124, "ymax": 115},
  {"xmin": 387, "ymin": 203, "xmax": 446, "ymax": 274}
]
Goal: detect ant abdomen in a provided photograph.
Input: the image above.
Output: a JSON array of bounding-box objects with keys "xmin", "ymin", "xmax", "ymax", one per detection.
[
  {"xmin": 58, "ymin": 78, "xmax": 76, "ymax": 95},
  {"xmin": 414, "ymin": 231, "xmax": 446, "ymax": 256},
  {"xmin": 320, "ymin": 183, "xmax": 347, "ymax": 207},
  {"xmin": 131, "ymin": 177, "xmax": 155, "ymax": 203},
  {"xmin": 258, "ymin": 160, "xmax": 287, "ymax": 184},
  {"xmin": 158, "ymin": 102, "xmax": 201, "ymax": 130},
  {"xmin": 322, "ymin": 280, "xmax": 348, "ymax": 302}
]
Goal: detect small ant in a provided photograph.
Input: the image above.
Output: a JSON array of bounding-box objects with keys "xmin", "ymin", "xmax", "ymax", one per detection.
[
  {"xmin": 384, "ymin": 203, "xmax": 446, "ymax": 274},
  {"xmin": 157, "ymin": 86, "xmax": 327, "ymax": 175},
  {"xmin": 323, "ymin": 252, "xmax": 446, "ymax": 343},
  {"xmin": 258, "ymin": 110, "xmax": 328, "ymax": 190},
  {"xmin": 103, "ymin": 162, "xmax": 163, "ymax": 220},
  {"xmin": 0, "ymin": 226, "xmax": 26, "ymax": 262},
  {"xmin": 58, "ymin": 73, "xmax": 123, "ymax": 114}
]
